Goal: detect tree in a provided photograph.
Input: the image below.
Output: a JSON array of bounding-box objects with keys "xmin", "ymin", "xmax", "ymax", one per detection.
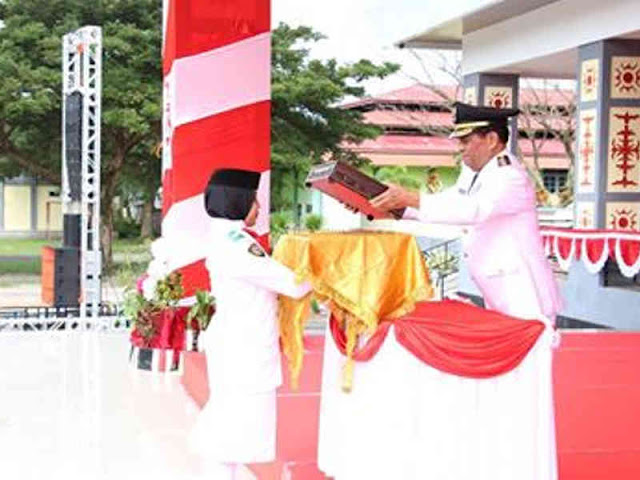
[
  {"xmin": 271, "ymin": 23, "xmax": 399, "ymax": 218},
  {"xmin": 118, "ymin": 139, "xmax": 162, "ymax": 239},
  {"xmin": 366, "ymin": 165, "xmax": 445, "ymax": 193},
  {"xmin": 0, "ymin": 0, "xmax": 161, "ymax": 266},
  {"xmin": 518, "ymin": 79, "xmax": 576, "ymax": 206}
]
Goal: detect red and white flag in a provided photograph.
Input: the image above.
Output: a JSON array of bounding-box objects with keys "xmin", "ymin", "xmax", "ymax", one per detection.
[{"xmin": 153, "ymin": 0, "xmax": 271, "ymax": 298}]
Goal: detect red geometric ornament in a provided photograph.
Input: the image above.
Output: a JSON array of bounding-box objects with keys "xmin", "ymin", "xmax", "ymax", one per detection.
[
  {"xmin": 484, "ymin": 87, "xmax": 512, "ymax": 110},
  {"xmin": 610, "ymin": 208, "xmax": 638, "ymax": 231},
  {"xmin": 487, "ymin": 90, "xmax": 510, "ymax": 109},
  {"xmin": 612, "ymin": 59, "xmax": 640, "ymax": 98},
  {"xmin": 579, "ymin": 213, "xmax": 592, "ymax": 228},
  {"xmin": 610, "ymin": 111, "xmax": 640, "ymax": 189},
  {"xmin": 580, "ymin": 59, "xmax": 598, "ymax": 102},
  {"xmin": 578, "ymin": 111, "xmax": 596, "ymax": 191},
  {"xmin": 577, "ymin": 203, "xmax": 595, "ymax": 228}
]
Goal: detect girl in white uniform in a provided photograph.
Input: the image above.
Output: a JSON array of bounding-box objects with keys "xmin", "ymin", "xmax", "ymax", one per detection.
[{"xmin": 190, "ymin": 168, "xmax": 311, "ymax": 480}]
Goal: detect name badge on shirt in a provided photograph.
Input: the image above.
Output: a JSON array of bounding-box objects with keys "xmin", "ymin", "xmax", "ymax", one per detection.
[
  {"xmin": 248, "ymin": 243, "xmax": 266, "ymax": 257},
  {"xmin": 497, "ymin": 155, "xmax": 511, "ymax": 167}
]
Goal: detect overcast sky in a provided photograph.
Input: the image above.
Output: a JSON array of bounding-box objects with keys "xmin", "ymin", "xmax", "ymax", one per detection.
[
  {"xmin": 271, "ymin": 0, "xmax": 480, "ymax": 95},
  {"xmin": 271, "ymin": 0, "xmax": 574, "ymax": 96}
]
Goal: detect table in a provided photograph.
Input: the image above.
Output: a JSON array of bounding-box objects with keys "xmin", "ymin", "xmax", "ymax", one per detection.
[{"xmin": 274, "ymin": 230, "xmax": 556, "ymax": 480}]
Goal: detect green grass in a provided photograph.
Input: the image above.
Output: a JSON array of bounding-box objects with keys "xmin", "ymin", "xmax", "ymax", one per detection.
[
  {"xmin": 0, "ymin": 238, "xmax": 60, "ymax": 256},
  {"xmin": 113, "ymin": 238, "xmax": 153, "ymax": 256},
  {"xmin": 0, "ymin": 237, "xmax": 154, "ymax": 287},
  {"xmin": 105, "ymin": 260, "xmax": 150, "ymax": 288},
  {"xmin": 0, "ymin": 257, "xmax": 41, "ymax": 276},
  {"xmin": 110, "ymin": 238, "xmax": 153, "ymax": 287},
  {"xmin": 0, "ymin": 237, "xmax": 154, "ymax": 257}
]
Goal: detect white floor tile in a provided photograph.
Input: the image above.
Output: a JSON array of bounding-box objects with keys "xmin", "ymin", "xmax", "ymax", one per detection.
[{"xmin": 0, "ymin": 331, "xmax": 206, "ymax": 480}]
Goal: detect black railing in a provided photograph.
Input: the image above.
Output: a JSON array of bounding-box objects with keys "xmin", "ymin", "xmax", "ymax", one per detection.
[
  {"xmin": 0, "ymin": 304, "xmax": 128, "ymax": 331},
  {"xmin": 0, "ymin": 304, "xmax": 121, "ymax": 320},
  {"xmin": 422, "ymin": 238, "xmax": 460, "ymax": 299}
]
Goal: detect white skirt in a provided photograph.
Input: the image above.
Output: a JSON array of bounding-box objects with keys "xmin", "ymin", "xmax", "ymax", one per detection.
[
  {"xmin": 318, "ymin": 324, "xmax": 557, "ymax": 480},
  {"xmin": 189, "ymin": 388, "xmax": 276, "ymax": 464}
]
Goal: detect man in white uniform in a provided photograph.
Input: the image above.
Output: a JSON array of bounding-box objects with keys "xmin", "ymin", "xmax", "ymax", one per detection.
[
  {"xmin": 190, "ymin": 168, "xmax": 311, "ymax": 480},
  {"xmin": 343, "ymin": 103, "xmax": 560, "ymax": 480},
  {"xmin": 371, "ymin": 102, "xmax": 562, "ymax": 323}
]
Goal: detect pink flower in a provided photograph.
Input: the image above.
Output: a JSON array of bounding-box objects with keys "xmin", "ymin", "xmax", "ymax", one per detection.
[{"xmin": 136, "ymin": 273, "xmax": 149, "ymax": 294}]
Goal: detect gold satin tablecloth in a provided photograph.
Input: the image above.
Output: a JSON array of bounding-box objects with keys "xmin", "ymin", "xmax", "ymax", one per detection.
[{"xmin": 273, "ymin": 230, "xmax": 433, "ymax": 389}]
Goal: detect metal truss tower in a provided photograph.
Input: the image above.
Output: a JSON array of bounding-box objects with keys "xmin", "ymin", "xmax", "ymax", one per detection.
[{"xmin": 62, "ymin": 27, "xmax": 103, "ymax": 327}]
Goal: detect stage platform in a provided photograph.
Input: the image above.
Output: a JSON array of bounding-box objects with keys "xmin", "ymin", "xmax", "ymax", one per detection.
[
  {"xmin": 0, "ymin": 331, "xmax": 208, "ymax": 480},
  {"xmin": 183, "ymin": 329, "xmax": 640, "ymax": 480},
  {"xmin": 1, "ymin": 328, "xmax": 638, "ymax": 479}
]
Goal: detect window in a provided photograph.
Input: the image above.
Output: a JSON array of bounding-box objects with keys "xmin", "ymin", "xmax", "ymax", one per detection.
[{"xmin": 542, "ymin": 170, "xmax": 568, "ymax": 193}]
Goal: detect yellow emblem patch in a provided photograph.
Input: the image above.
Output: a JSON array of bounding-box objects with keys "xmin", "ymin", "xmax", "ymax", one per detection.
[{"xmin": 248, "ymin": 243, "xmax": 266, "ymax": 257}]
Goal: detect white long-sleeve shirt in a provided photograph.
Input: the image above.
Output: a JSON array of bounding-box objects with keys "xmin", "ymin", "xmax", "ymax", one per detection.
[
  {"xmin": 404, "ymin": 151, "xmax": 562, "ymax": 322},
  {"xmin": 201, "ymin": 218, "xmax": 311, "ymax": 393}
]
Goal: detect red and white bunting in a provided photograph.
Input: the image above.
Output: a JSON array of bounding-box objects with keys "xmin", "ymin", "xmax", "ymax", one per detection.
[{"xmin": 541, "ymin": 227, "xmax": 640, "ymax": 277}]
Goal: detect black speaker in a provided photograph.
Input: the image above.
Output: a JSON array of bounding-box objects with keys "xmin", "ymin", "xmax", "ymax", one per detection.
[
  {"xmin": 63, "ymin": 214, "xmax": 81, "ymax": 248},
  {"xmin": 54, "ymin": 247, "xmax": 80, "ymax": 306},
  {"xmin": 42, "ymin": 247, "xmax": 80, "ymax": 307},
  {"xmin": 65, "ymin": 92, "xmax": 83, "ymax": 202}
]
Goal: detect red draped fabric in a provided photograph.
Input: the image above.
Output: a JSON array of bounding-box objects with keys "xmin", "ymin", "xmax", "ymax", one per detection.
[
  {"xmin": 330, "ymin": 316, "xmax": 391, "ymax": 361},
  {"xmin": 331, "ymin": 300, "xmax": 546, "ymax": 379},
  {"xmin": 584, "ymin": 238, "xmax": 606, "ymax": 263},
  {"xmin": 556, "ymin": 237, "xmax": 573, "ymax": 261},
  {"xmin": 177, "ymin": 260, "xmax": 210, "ymax": 297},
  {"xmin": 619, "ymin": 239, "xmax": 640, "ymax": 266},
  {"xmin": 130, "ymin": 306, "xmax": 190, "ymax": 350},
  {"xmin": 540, "ymin": 227, "xmax": 640, "ymax": 276}
]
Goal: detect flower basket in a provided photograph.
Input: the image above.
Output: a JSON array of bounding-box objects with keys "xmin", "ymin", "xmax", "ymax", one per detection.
[
  {"xmin": 125, "ymin": 272, "xmax": 188, "ymax": 372},
  {"xmin": 130, "ymin": 308, "xmax": 176, "ymax": 349},
  {"xmin": 129, "ymin": 345, "xmax": 182, "ymax": 372}
]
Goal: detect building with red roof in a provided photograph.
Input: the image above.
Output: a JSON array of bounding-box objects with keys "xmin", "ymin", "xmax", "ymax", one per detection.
[{"xmin": 341, "ymin": 83, "xmax": 575, "ymax": 193}]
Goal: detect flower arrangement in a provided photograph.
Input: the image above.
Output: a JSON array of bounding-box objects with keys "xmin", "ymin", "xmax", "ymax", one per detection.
[
  {"xmin": 186, "ymin": 290, "xmax": 215, "ymax": 331},
  {"xmin": 124, "ymin": 272, "xmax": 184, "ymax": 347},
  {"xmin": 154, "ymin": 272, "xmax": 185, "ymax": 307},
  {"xmin": 185, "ymin": 290, "xmax": 216, "ymax": 351}
]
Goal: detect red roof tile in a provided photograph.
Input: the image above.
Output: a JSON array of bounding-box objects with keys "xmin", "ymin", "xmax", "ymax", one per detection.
[
  {"xmin": 344, "ymin": 83, "xmax": 575, "ymax": 109},
  {"xmin": 341, "ymin": 83, "xmax": 573, "ymax": 170},
  {"xmin": 362, "ymin": 109, "xmax": 574, "ymax": 131},
  {"xmin": 362, "ymin": 110, "xmax": 450, "ymax": 128},
  {"xmin": 344, "ymin": 134, "xmax": 567, "ymax": 157}
]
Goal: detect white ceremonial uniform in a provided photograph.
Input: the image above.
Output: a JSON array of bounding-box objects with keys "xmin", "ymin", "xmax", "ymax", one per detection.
[
  {"xmin": 190, "ymin": 217, "xmax": 311, "ymax": 466},
  {"xmin": 404, "ymin": 150, "xmax": 562, "ymax": 323}
]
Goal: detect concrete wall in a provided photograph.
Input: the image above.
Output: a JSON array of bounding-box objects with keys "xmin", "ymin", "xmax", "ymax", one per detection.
[
  {"xmin": 560, "ymin": 262, "xmax": 640, "ymax": 330},
  {"xmin": 0, "ymin": 179, "xmax": 62, "ymax": 237},
  {"xmin": 3, "ymin": 185, "xmax": 31, "ymax": 231},
  {"xmin": 458, "ymin": 253, "xmax": 640, "ymax": 330},
  {"xmin": 462, "ymin": 0, "xmax": 640, "ymax": 77},
  {"xmin": 36, "ymin": 186, "xmax": 62, "ymax": 232}
]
